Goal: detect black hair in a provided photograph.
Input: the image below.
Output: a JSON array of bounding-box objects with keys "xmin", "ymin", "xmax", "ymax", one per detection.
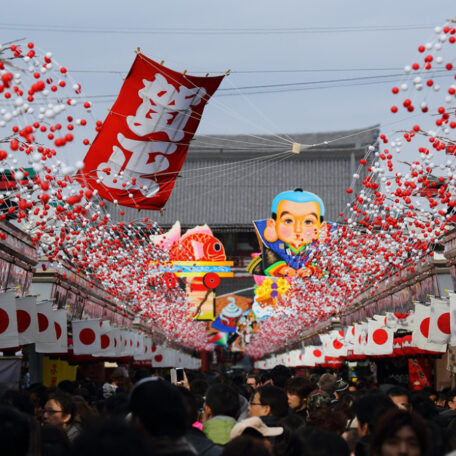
[
  {"xmin": 48, "ymin": 392, "xmax": 75, "ymax": 421},
  {"xmin": 352, "ymin": 391, "xmax": 395, "ymax": 433},
  {"xmin": 285, "ymin": 376, "xmax": 315, "ymax": 399},
  {"xmin": 190, "ymin": 378, "xmax": 209, "ymax": 397},
  {"xmin": 446, "ymin": 389, "xmax": 456, "ymax": 403},
  {"xmin": 409, "ymin": 392, "xmax": 438, "ymax": 420},
  {"xmin": 370, "ymin": 409, "xmax": 428, "ymax": 456},
  {"xmin": 177, "ymin": 386, "xmax": 198, "ymax": 427},
  {"xmin": 388, "ymin": 386, "xmax": 409, "ymax": 398},
  {"xmin": 270, "ymin": 365, "xmax": 292, "ymax": 389},
  {"xmin": 222, "ymin": 435, "xmax": 271, "ymax": 456},
  {"xmin": 205, "ymin": 383, "xmax": 240, "ymax": 418},
  {"xmin": 274, "ymin": 415, "xmax": 306, "ymax": 456},
  {"xmin": 257, "ymin": 385, "xmax": 289, "ymax": 418},
  {"xmin": 1, "ymin": 389, "xmax": 35, "ymax": 416},
  {"xmin": 260, "ymin": 372, "xmax": 272, "ymax": 385},
  {"xmin": 104, "ymin": 392, "xmax": 129, "ymax": 417},
  {"xmin": 129, "ymin": 379, "xmax": 186, "ymax": 438},
  {"xmin": 132, "ymin": 368, "xmax": 151, "ymax": 384},
  {"xmin": 41, "ymin": 425, "xmax": 70, "ymax": 456},
  {"xmin": 57, "ymin": 380, "xmax": 77, "ymax": 395},
  {"xmin": 71, "ymin": 418, "xmax": 151, "ymax": 456},
  {"xmin": 286, "ymin": 425, "xmax": 350, "ymax": 456},
  {"xmin": 0, "ymin": 406, "xmax": 30, "ymax": 456}
]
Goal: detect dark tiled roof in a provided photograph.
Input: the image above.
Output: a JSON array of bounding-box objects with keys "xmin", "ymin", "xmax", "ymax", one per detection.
[
  {"xmin": 106, "ymin": 126, "xmax": 379, "ymax": 228},
  {"xmin": 189, "ymin": 126, "xmax": 379, "ymax": 154}
]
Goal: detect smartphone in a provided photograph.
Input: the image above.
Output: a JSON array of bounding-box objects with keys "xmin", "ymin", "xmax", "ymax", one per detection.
[
  {"xmin": 171, "ymin": 368, "xmax": 185, "ymax": 383},
  {"xmin": 176, "ymin": 367, "xmax": 185, "ymax": 382}
]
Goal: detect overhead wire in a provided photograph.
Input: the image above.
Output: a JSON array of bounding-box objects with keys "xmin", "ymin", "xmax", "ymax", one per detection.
[{"xmin": 0, "ymin": 23, "xmax": 434, "ymax": 35}]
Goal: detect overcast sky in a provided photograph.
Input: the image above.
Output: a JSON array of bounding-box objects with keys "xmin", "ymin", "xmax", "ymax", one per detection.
[{"xmin": 1, "ymin": 1, "xmax": 455, "ymax": 146}]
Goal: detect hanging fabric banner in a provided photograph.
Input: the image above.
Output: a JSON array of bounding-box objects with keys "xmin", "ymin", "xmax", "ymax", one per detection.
[{"xmin": 77, "ymin": 54, "xmax": 225, "ymax": 209}]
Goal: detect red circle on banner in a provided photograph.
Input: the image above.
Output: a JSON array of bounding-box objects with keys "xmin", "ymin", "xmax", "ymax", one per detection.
[
  {"xmin": 79, "ymin": 328, "xmax": 96, "ymax": 345},
  {"xmin": 54, "ymin": 322, "xmax": 62, "ymax": 340},
  {"xmin": 0, "ymin": 308, "xmax": 9, "ymax": 334},
  {"xmin": 130, "ymin": 339, "xmax": 133, "ymax": 347},
  {"xmin": 203, "ymin": 273, "xmax": 220, "ymax": 289},
  {"xmin": 152, "ymin": 345, "xmax": 157, "ymax": 352},
  {"xmin": 154, "ymin": 354, "xmax": 163, "ymax": 362},
  {"xmin": 114, "ymin": 338, "xmax": 117, "ymax": 348},
  {"xmin": 145, "ymin": 345, "xmax": 148, "ymax": 353},
  {"xmin": 38, "ymin": 313, "xmax": 49, "ymax": 332},
  {"xmin": 313, "ymin": 349, "xmax": 322, "ymax": 357},
  {"xmin": 124, "ymin": 339, "xmax": 127, "ymax": 347},
  {"xmin": 101, "ymin": 334, "xmax": 110, "ymax": 349},
  {"xmin": 420, "ymin": 318, "xmax": 430, "ymax": 338},
  {"xmin": 373, "ymin": 328, "xmax": 388, "ymax": 345},
  {"xmin": 137, "ymin": 341, "xmax": 140, "ymax": 348},
  {"xmin": 437, "ymin": 312, "xmax": 451, "ymax": 335},
  {"xmin": 351, "ymin": 327, "xmax": 355, "ymax": 336},
  {"xmin": 333, "ymin": 339, "xmax": 343, "ymax": 349},
  {"xmin": 17, "ymin": 310, "xmax": 31, "ymax": 333}
]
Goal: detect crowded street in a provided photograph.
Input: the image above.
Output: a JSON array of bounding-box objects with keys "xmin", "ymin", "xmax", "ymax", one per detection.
[{"xmin": 1, "ymin": 1, "xmax": 456, "ymax": 455}]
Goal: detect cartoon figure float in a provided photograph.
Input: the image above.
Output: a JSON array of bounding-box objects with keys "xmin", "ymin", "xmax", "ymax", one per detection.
[{"xmin": 248, "ymin": 188, "xmax": 331, "ymax": 278}]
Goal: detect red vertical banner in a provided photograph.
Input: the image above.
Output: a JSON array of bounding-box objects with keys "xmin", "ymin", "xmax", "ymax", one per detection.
[{"xmin": 77, "ymin": 54, "xmax": 225, "ymax": 210}]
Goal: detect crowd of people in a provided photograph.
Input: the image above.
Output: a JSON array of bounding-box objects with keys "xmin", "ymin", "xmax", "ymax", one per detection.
[{"xmin": 1, "ymin": 364, "xmax": 456, "ymax": 455}]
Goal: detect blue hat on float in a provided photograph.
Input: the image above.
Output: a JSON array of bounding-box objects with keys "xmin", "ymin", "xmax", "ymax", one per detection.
[{"xmin": 271, "ymin": 188, "xmax": 325, "ymax": 217}]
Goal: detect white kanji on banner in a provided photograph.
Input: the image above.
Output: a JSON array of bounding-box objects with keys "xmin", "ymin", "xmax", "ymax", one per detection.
[
  {"xmin": 35, "ymin": 309, "xmax": 67, "ymax": 354},
  {"xmin": 365, "ymin": 320, "xmax": 393, "ymax": 355},
  {"xmin": 412, "ymin": 303, "xmax": 446, "ymax": 353},
  {"xmin": 429, "ymin": 296, "xmax": 451, "ymax": 345},
  {"xmin": 0, "ymin": 291, "xmax": 19, "ymax": 349},
  {"xmin": 16, "ymin": 296, "xmax": 38, "ymax": 345},
  {"xmin": 72, "ymin": 319, "xmax": 101, "ymax": 355},
  {"xmin": 36, "ymin": 301, "xmax": 57, "ymax": 344}
]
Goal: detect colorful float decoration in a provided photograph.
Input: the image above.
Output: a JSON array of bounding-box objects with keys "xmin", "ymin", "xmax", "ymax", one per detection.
[
  {"xmin": 248, "ymin": 188, "xmax": 332, "ymax": 278},
  {"xmin": 151, "ymin": 221, "xmax": 233, "ymax": 320}
]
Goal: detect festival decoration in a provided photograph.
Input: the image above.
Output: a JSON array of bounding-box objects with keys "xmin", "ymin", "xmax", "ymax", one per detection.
[
  {"xmin": 77, "ymin": 54, "xmax": 225, "ymax": 210},
  {"xmin": 211, "ymin": 298, "xmax": 243, "ymax": 332},
  {"xmin": 151, "ymin": 221, "xmax": 232, "ymax": 320},
  {"xmin": 36, "ymin": 301, "xmax": 57, "ymax": 345},
  {"xmin": 72, "ymin": 319, "xmax": 102, "ymax": 355},
  {"xmin": 248, "ymin": 189, "xmax": 331, "ymax": 278},
  {"xmin": 0, "ymin": 291, "xmax": 19, "ymax": 349},
  {"xmin": 35, "ymin": 309, "xmax": 67, "ymax": 354},
  {"xmin": 2, "ymin": 23, "xmax": 456, "ymax": 360},
  {"xmin": 246, "ymin": 22, "xmax": 456, "ymax": 358},
  {"xmin": 429, "ymin": 296, "xmax": 451, "ymax": 344},
  {"xmin": 412, "ymin": 303, "xmax": 447, "ymax": 353},
  {"xmin": 16, "ymin": 296, "xmax": 38, "ymax": 345},
  {"xmin": 366, "ymin": 320, "xmax": 394, "ymax": 356}
]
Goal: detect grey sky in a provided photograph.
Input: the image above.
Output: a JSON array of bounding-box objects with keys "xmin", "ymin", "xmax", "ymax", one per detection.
[{"xmin": 2, "ymin": 0, "xmax": 454, "ymax": 140}]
